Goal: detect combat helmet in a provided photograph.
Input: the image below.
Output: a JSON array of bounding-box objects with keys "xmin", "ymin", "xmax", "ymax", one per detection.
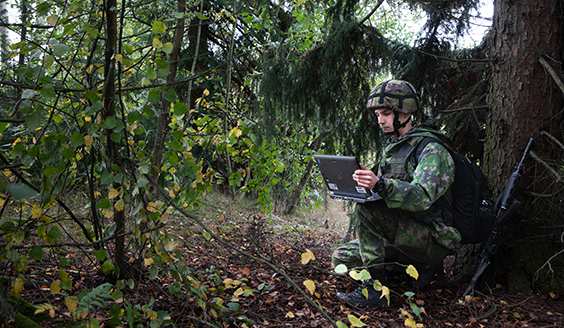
[{"xmin": 367, "ymin": 79, "xmax": 420, "ymax": 136}]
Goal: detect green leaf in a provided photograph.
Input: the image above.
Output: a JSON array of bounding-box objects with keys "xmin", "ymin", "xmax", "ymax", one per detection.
[
  {"xmin": 94, "ymin": 249, "xmax": 107, "ymax": 261},
  {"xmin": 8, "ymin": 184, "xmax": 38, "ymax": 200},
  {"xmin": 362, "ymin": 287, "xmax": 368, "ymax": 299},
  {"xmin": 203, "ymin": 231, "xmax": 211, "ymax": 241},
  {"xmin": 21, "ymin": 89, "xmax": 35, "ymax": 99},
  {"xmin": 43, "ymin": 55, "xmax": 54, "ymax": 69},
  {"xmin": 162, "ymin": 42, "xmax": 173, "ymax": 54},
  {"xmin": 29, "ymin": 246, "xmax": 43, "ymax": 261},
  {"xmin": 97, "ymin": 199, "xmax": 111, "ymax": 209},
  {"xmin": 102, "ymin": 260, "xmax": 114, "ymax": 274},
  {"xmin": 173, "ymin": 102, "xmax": 188, "ymax": 115},
  {"xmin": 16, "ymin": 254, "xmax": 28, "ymax": 272},
  {"xmin": 410, "ymin": 302, "xmax": 422, "ymax": 319},
  {"xmin": 70, "ymin": 132, "xmax": 85, "ymax": 148},
  {"xmin": 196, "ymin": 13, "xmax": 208, "ymax": 20},
  {"xmin": 152, "ymin": 20, "xmax": 167, "ymax": 34},
  {"xmin": 174, "ymin": 12, "xmax": 184, "ymax": 19},
  {"xmin": 85, "ymin": 90, "xmax": 100, "ymax": 101},
  {"xmin": 26, "ymin": 111, "xmax": 44, "ymax": 131},
  {"xmin": 227, "ymin": 302, "xmax": 240, "ymax": 313},
  {"xmin": 168, "ymin": 140, "xmax": 182, "ymax": 150},
  {"xmin": 164, "ymin": 89, "xmax": 177, "ymax": 102},
  {"xmin": 336, "ymin": 321, "xmax": 348, "ymax": 328},
  {"xmin": 148, "ymin": 89, "xmax": 160, "ymax": 103},
  {"xmin": 53, "ymin": 44, "xmax": 70, "ymax": 56},
  {"xmin": 40, "ymin": 84, "xmax": 56, "ymax": 99}
]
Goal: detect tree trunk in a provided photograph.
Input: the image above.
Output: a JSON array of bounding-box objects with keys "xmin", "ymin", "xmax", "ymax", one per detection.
[
  {"xmin": 103, "ymin": 0, "xmax": 125, "ymax": 278},
  {"xmin": 152, "ymin": 0, "xmax": 186, "ymax": 178},
  {"xmin": 484, "ymin": 0, "xmax": 564, "ymax": 293}
]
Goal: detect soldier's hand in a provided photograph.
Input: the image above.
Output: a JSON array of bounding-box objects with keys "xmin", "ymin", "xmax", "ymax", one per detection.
[{"xmin": 353, "ymin": 164, "xmax": 378, "ymax": 190}]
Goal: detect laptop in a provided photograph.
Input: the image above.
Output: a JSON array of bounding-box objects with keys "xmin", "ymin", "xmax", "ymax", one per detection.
[{"xmin": 313, "ymin": 154, "xmax": 382, "ymax": 203}]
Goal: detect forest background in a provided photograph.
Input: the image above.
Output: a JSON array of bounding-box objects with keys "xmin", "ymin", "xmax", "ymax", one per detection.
[{"xmin": 0, "ymin": 0, "xmax": 563, "ymax": 327}]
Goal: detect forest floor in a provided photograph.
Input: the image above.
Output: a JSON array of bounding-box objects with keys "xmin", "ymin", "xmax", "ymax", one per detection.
[{"xmin": 10, "ymin": 193, "xmax": 564, "ymax": 328}]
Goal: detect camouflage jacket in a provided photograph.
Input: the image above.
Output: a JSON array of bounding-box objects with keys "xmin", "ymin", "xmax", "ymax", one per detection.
[
  {"xmin": 376, "ymin": 125, "xmax": 455, "ymax": 215},
  {"xmin": 373, "ymin": 124, "xmax": 461, "ymax": 249}
]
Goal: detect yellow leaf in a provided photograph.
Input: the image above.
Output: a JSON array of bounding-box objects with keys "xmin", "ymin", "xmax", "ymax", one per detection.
[
  {"xmin": 229, "ymin": 127, "xmax": 242, "ymax": 138},
  {"xmin": 84, "ymin": 135, "xmax": 93, "ymax": 146},
  {"xmin": 404, "ymin": 318, "xmax": 418, "ymax": 328},
  {"xmin": 144, "ymin": 258, "xmax": 154, "ymax": 266},
  {"xmin": 50, "ymin": 280, "xmax": 61, "ymax": 294},
  {"xmin": 0, "ymin": 198, "xmax": 4, "ymax": 207},
  {"xmin": 203, "ymin": 89, "xmax": 210, "ymax": 96},
  {"xmin": 47, "ymin": 14, "xmax": 59, "ymax": 26},
  {"xmin": 513, "ymin": 312, "xmax": 525, "ymax": 319},
  {"xmin": 301, "ymin": 249, "xmax": 315, "ymax": 265},
  {"xmin": 146, "ymin": 202, "xmax": 156, "ymax": 212},
  {"xmin": 10, "ymin": 278, "xmax": 24, "ymax": 297},
  {"xmin": 234, "ymin": 287, "xmax": 244, "ymax": 297},
  {"xmin": 160, "ymin": 212, "xmax": 169, "ymax": 223},
  {"xmin": 35, "ymin": 303, "xmax": 56, "ymax": 317},
  {"xmin": 114, "ymin": 199, "xmax": 125, "ymax": 212},
  {"xmin": 381, "ymin": 286, "xmax": 390, "ymax": 300},
  {"xmin": 65, "ymin": 297, "xmax": 77, "ymax": 312},
  {"xmin": 406, "ymin": 264, "xmax": 419, "ymax": 280},
  {"xmin": 285, "ymin": 312, "xmax": 294, "ymax": 318},
  {"xmin": 152, "ymin": 37, "xmax": 163, "ymax": 49},
  {"xmin": 108, "ymin": 188, "xmax": 119, "ymax": 199},
  {"xmin": 303, "ymin": 280, "xmax": 315, "ymax": 295},
  {"xmin": 31, "ymin": 205, "xmax": 43, "ymax": 219},
  {"xmin": 347, "ymin": 314, "xmax": 367, "ymax": 327},
  {"xmin": 115, "ymin": 54, "xmax": 123, "ymax": 62}
]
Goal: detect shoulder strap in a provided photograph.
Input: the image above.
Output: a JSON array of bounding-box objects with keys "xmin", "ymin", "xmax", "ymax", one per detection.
[{"xmin": 411, "ymin": 136, "xmax": 450, "ymax": 166}]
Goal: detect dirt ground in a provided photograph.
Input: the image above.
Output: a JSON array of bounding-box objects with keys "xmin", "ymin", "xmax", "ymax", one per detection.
[{"xmin": 9, "ymin": 197, "xmax": 564, "ymax": 327}]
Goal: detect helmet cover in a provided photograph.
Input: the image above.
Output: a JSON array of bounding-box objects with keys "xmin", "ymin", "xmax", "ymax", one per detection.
[{"xmin": 366, "ymin": 79, "xmax": 420, "ymax": 114}]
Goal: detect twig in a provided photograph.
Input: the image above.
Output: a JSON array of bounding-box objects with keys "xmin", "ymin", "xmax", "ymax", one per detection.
[
  {"xmin": 529, "ymin": 150, "xmax": 562, "ymax": 181},
  {"xmin": 539, "ymin": 56, "xmax": 564, "ymax": 96},
  {"xmin": 414, "ymin": 48, "xmax": 495, "ymax": 63},
  {"xmin": 356, "ymin": 0, "xmax": 384, "ymax": 27},
  {"xmin": 440, "ymin": 105, "xmax": 489, "ymax": 113},
  {"xmin": 541, "ymin": 130, "xmax": 564, "ymax": 152}
]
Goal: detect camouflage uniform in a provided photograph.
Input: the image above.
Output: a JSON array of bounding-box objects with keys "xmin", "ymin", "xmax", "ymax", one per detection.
[{"xmin": 332, "ymin": 125, "xmax": 461, "ymax": 272}]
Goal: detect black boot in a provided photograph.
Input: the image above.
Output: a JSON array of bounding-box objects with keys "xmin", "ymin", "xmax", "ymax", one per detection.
[
  {"xmin": 336, "ymin": 267, "xmax": 388, "ymax": 307},
  {"xmin": 411, "ymin": 261, "xmax": 445, "ymax": 289},
  {"xmin": 336, "ymin": 279, "xmax": 388, "ymax": 307}
]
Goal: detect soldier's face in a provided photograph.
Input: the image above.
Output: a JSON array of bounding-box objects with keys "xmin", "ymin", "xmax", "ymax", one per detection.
[
  {"xmin": 374, "ymin": 108, "xmax": 395, "ymax": 134},
  {"xmin": 374, "ymin": 108, "xmax": 410, "ymax": 136}
]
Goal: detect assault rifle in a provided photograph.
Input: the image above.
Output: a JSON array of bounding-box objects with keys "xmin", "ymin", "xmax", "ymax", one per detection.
[{"xmin": 462, "ymin": 138, "xmax": 534, "ymax": 297}]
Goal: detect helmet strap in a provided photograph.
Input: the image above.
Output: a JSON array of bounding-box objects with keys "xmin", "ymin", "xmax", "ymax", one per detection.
[{"xmin": 387, "ymin": 112, "xmax": 411, "ymax": 137}]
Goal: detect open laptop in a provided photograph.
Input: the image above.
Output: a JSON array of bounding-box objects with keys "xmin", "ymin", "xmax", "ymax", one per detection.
[{"xmin": 313, "ymin": 154, "xmax": 382, "ymax": 203}]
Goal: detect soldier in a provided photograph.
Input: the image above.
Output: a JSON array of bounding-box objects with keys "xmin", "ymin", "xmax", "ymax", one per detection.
[{"xmin": 333, "ymin": 79, "xmax": 461, "ymax": 307}]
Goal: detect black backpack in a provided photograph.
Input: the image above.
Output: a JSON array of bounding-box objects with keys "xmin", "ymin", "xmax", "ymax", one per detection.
[{"xmin": 408, "ymin": 136, "xmax": 495, "ymax": 244}]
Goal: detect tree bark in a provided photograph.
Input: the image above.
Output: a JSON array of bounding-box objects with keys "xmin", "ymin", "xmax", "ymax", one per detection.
[
  {"xmin": 103, "ymin": 0, "xmax": 125, "ymax": 278},
  {"xmin": 484, "ymin": 0, "xmax": 564, "ymax": 293},
  {"xmin": 152, "ymin": 0, "xmax": 186, "ymax": 178}
]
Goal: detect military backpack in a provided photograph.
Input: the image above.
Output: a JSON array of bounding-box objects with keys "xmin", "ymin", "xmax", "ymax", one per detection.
[{"xmin": 393, "ymin": 130, "xmax": 495, "ymax": 244}]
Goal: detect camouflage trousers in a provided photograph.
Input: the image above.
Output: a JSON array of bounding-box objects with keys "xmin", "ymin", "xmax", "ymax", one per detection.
[{"xmin": 332, "ymin": 201, "xmax": 459, "ymax": 272}]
